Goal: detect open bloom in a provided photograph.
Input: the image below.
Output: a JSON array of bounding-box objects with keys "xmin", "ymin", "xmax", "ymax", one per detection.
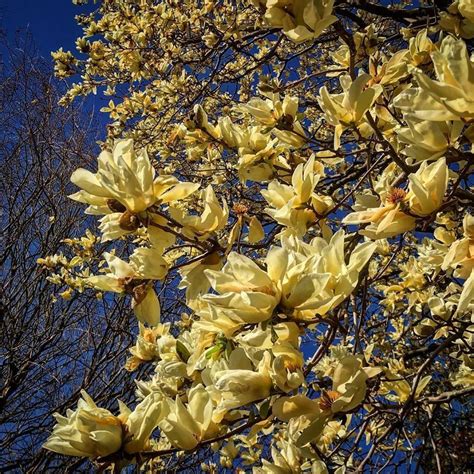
[
  {"xmin": 442, "ymin": 213, "xmax": 474, "ymax": 278},
  {"xmin": 262, "ymin": 156, "xmax": 331, "ymax": 236},
  {"xmin": 203, "ymin": 251, "xmax": 281, "ymax": 324},
  {"xmin": 240, "ymin": 93, "xmax": 306, "ymax": 147},
  {"xmin": 213, "ymin": 352, "xmax": 272, "ymax": 421},
  {"xmin": 318, "ymin": 73, "xmax": 382, "ymax": 149},
  {"xmin": 158, "ymin": 384, "xmax": 219, "ymax": 450},
  {"xmin": 439, "ymin": 0, "xmax": 474, "ymax": 39},
  {"xmin": 343, "ymin": 189, "xmax": 416, "ymax": 240},
  {"xmin": 396, "ymin": 118, "xmax": 463, "ymax": 163},
  {"xmin": 125, "ymin": 323, "xmax": 172, "ymax": 371},
  {"xmin": 277, "ymin": 232, "xmax": 376, "ymax": 318},
  {"xmin": 237, "ymin": 127, "xmax": 285, "ymax": 182},
  {"xmin": 43, "ymin": 391, "xmax": 165, "ymax": 458},
  {"xmin": 169, "ymin": 185, "xmax": 228, "ymax": 240},
  {"xmin": 394, "ymin": 36, "xmax": 474, "ymax": 121},
  {"xmin": 296, "ymin": 355, "xmax": 380, "ymax": 446},
  {"xmin": 43, "ymin": 391, "xmax": 123, "ymax": 458},
  {"xmin": 407, "ymin": 158, "xmax": 448, "ymax": 217},
  {"xmin": 260, "ymin": 0, "xmax": 337, "ymax": 43},
  {"xmin": 343, "ymin": 160, "xmax": 448, "ymax": 239},
  {"xmin": 70, "ymin": 139, "xmax": 198, "ymax": 215},
  {"xmin": 270, "ymin": 343, "xmax": 305, "ymax": 392},
  {"xmin": 203, "ymin": 230, "xmax": 375, "ymax": 321},
  {"xmin": 87, "ymin": 250, "xmax": 167, "ymax": 325}
]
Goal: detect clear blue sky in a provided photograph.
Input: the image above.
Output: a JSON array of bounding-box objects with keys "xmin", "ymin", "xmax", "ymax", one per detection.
[{"xmin": 1, "ymin": 0, "xmax": 93, "ymax": 59}]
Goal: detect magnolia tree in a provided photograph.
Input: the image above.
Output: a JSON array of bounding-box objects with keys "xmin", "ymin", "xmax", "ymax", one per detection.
[{"xmin": 40, "ymin": 0, "xmax": 474, "ymax": 472}]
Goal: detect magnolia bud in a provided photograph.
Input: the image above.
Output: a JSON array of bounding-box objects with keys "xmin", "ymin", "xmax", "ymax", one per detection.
[
  {"xmin": 107, "ymin": 198, "xmax": 127, "ymax": 213},
  {"xmin": 119, "ymin": 211, "xmax": 140, "ymax": 231}
]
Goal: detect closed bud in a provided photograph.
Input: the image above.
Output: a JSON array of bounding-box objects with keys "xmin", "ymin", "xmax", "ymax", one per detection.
[
  {"xmin": 107, "ymin": 198, "xmax": 127, "ymax": 213},
  {"xmin": 119, "ymin": 210, "xmax": 140, "ymax": 231}
]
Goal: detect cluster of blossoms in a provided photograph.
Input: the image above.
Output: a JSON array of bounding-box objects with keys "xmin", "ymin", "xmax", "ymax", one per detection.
[{"xmin": 40, "ymin": 0, "xmax": 473, "ymax": 471}]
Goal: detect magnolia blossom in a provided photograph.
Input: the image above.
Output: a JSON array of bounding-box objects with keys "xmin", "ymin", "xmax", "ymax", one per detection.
[
  {"xmin": 396, "ymin": 118, "xmax": 463, "ymax": 163},
  {"xmin": 169, "ymin": 185, "xmax": 228, "ymax": 240},
  {"xmin": 343, "ymin": 190, "xmax": 416, "ymax": 240},
  {"xmin": 240, "ymin": 93, "xmax": 306, "ymax": 147},
  {"xmin": 442, "ymin": 213, "xmax": 474, "ymax": 278},
  {"xmin": 343, "ymin": 159, "xmax": 448, "ymax": 239},
  {"xmin": 43, "ymin": 391, "xmax": 165, "ymax": 458},
  {"xmin": 158, "ymin": 385, "xmax": 219, "ymax": 450},
  {"xmin": 237, "ymin": 127, "xmax": 286, "ymax": 182},
  {"xmin": 70, "ymin": 139, "xmax": 199, "ymax": 214},
  {"xmin": 258, "ymin": 0, "xmax": 337, "ymax": 43},
  {"xmin": 406, "ymin": 29, "xmax": 436, "ymax": 68},
  {"xmin": 203, "ymin": 230, "xmax": 376, "ymax": 321},
  {"xmin": 270, "ymin": 343, "xmax": 305, "ymax": 392},
  {"xmin": 87, "ymin": 250, "xmax": 167, "ymax": 325},
  {"xmin": 213, "ymin": 352, "xmax": 273, "ymax": 421},
  {"xmin": 407, "ymin": 158, "xmax": 448, "ymax": 217},
  {"xmin": 125, "ymin": 323, "xmax": 172, "ymax": 371},
  {"xmin": 203, "ymin": 251, "xmax": 281, "ymax": 323},
  {"xmin": 277, "ymin": 232, "xmax": 376, "ymax": 318},
  {"xmin": 439, "ymin": 0, "xmax": 474, "ymax": 38},
  {"xmin": 254, "ymin": 439, "xmax": 310, "ymax": 474},
  {"xmin": 262, "ymin": 156, "xmax": 332, "ymax": 236},
  {"xmin": 318, "ymin": 73, "xmax": 383, "ymax": 149},
  {"xmin": 394, "ymin": 36, "xmax": 474, "ymax": 121},
  {"xmin": 299, "ymin": 356, "xmax": 379, "ymax": 446}
]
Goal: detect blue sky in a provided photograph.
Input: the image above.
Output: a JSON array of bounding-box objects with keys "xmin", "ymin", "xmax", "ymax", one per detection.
[{"xmin": 1, "ymin": 0, "xmax": 92, "ymax": 58}]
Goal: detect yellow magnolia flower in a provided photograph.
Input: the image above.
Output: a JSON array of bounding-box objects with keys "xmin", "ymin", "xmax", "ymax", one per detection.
[
  {"xmin": 407, "ymin": 29, "xmax": 436, "ymax": 68},
  {"xmin": 440, "ymin": 0, "xmax": 474, "ymax": 39},
  {"xmin": 237, "ymin": 127, "xmax": 286, "ymax": 182},
  {"xmin": 394, "ymin": 36, "xmax": 474, "ymax": 121},
  {"xmin": 216, "ymin": 116, "xmax": 245, "ymax": 148},
  {"xmin": 381, "ymin": 376, "xmax": 432, "ymax": 403},
  {"xmin": 240, "ymin": 93, "xmax": 306, "ymax": 147},
  {"xmin": 297, "ymin": 355, "xmax": 380, "ymax": 446},
  {"xmin": 240, "ymin": 94, "xmax": 298, "ymax": 128},
  {"xmin": 43, "ymin": 391, "xmax": 123, "ymax": 458},
  {"xmin": 125, "ymin": 323, "xmax": 171, "ymax": 371},
  {"xmin": 343, "ymin": 160, "xmax": 448, "ymax": 240},
  {"xmin": 87, "ymin": 250, "xmax": 167, "ymax": 326},
  {"xmin": 262, "ymin": 156, "xmax": 330, "ymax": 236},
  {"xmin": 343, "ymin": 189, "xmax": 415, "ymax": 240},
  {"xmin": 261, "ymin": 0, "xmax": 337, "ymax": 43},
  {"xmin": 318, "ymin": 73, "xmax": 383, "ymax": 149},
  {"xmin": 455, "ymin": 269, "xmax": 474, "ymax": 315},
  {"xmin": 236, "ymin": 322, "xmax": 301, "ymax": 354},
  {"xmin": 169, "ymin": 185, "xmax": 228, "ymax": 240},
  {"xmin": 270, "ymin": 342, "xmax": 305, "ymax": 392},
  {"xmin": 193, "ymin": 303, "xmax": 249, "ymax": 338},
  {"xmin": 213, "ymin": 352, "xmax": 272, "ymax": 421},
  {"xmin": 278, "ymin": 231, "xmax": 376, "ymax": 317},
  {"xmin": 70, "ymin": 139, "xmax": 198, "ymax": 215},
  {"xmin": 184, "ymin": 104, "xmax": 221, "ymax": 141},
  {"xmin": 255, "ymin": 439, "xmax": 307, "ymax": 474},
  {"xmin": 121, "ymin": 393, "xmax": 168, "ymax": 454},
  {"xmin": 178, "ymin": 251, "xmax": 223, "ymax": 307},
  {"xmin": 203, "ymin": 231, "xmax": 375, "ymax": 322},
  {"xmin": 407, "ymin": 158, "xmax": 448, "ymax": 217},
  {"xmin": 442, "ymin": 213, "xmax": 474, "ymax": 279},
  {"xmin": 203, "ymin": 251, "xmax": 281, "ymax": 324},
  {"xmin": 159, "ymin": 385, "xmax": 219, "ymax": 450},
  {"xmin": 43, "ymin": 391, "xmax": 165, "ymax": 458},
  {"xmin": 272, "ymin": 394, "xmax": 321, "ymax": 422},
  {"xmin": 368, "ymin": 50, "xmax": 409, "ymax": 86},
  {"xmin": 396, "ymin": 118, "xmax": 463, "ymax": 163}
]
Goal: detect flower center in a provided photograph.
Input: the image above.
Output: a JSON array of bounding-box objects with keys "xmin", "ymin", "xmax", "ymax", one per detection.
[
  {"xmin": 386, "ymin": 188, "xmax": 407, "ymax": 205},
  {"xmin": 318, "ymin": 390, "xmax": 341, "ymax": 411}
]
